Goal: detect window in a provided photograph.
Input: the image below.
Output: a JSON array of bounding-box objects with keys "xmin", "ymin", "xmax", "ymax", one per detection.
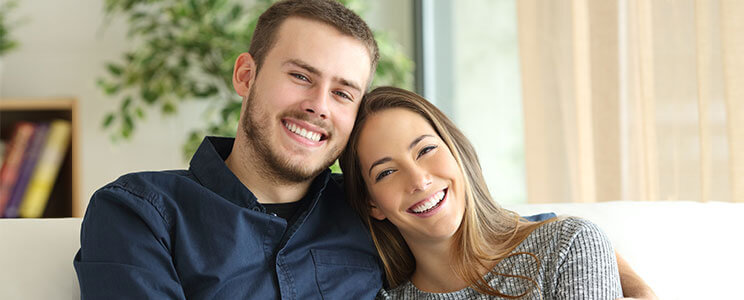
[{"xmin": 417, "ymin": 0, "xmax": 526, "ymax": 204}]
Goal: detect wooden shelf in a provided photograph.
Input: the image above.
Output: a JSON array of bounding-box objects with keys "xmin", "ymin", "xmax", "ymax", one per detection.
[{"xmin": 0, "ymin": 98, "xmax": 80, "ymax": 218}]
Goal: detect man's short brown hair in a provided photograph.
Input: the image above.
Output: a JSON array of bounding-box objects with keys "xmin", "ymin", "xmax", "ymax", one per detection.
[{"xmin": 249, "ymin": 0, "xmax": 379, "ymax": 86}]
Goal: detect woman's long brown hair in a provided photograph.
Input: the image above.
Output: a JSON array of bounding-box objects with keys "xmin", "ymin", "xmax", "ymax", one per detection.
[{"xmin": 339, "ymin": 87, "xmax": 553, "ymax": 297}]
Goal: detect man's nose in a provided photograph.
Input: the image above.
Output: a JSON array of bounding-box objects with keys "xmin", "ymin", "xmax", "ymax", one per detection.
[{"xmin": 301, "ymin": 86, "xmax": 331, "ymax": 119}]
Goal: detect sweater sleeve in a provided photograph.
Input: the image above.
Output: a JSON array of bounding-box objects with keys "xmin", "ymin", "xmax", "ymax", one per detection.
[{"xmin": 553, "ymin": 218, "xmax": 623, "ymax": 300}]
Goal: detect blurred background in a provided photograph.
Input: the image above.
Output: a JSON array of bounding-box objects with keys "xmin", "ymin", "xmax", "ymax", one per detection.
[{"xmin": 0, "ymin": 0, "xmax": 742, "ymax": 218}]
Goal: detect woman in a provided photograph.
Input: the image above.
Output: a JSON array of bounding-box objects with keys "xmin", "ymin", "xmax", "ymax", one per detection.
[{"xmin": 339, "ymin": 87, "xmax": 622, "ymax": 299}]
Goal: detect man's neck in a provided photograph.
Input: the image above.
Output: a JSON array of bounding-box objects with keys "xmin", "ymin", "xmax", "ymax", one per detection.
[{"xmin": 225, "ymin": 137, "xmax": 312, "ymax": 204}]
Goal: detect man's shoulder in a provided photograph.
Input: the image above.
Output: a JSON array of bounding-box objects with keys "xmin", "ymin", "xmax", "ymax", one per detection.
[
  {"xmin": 108, "ymin": 169, "xmax": 192, "ymax": 188},
  {"xmin": 96, "ymin": 169, "xmax": 197, "ymax": 201},
  {"xmin": 88, "ymin": 169, "xmax": 202, "ymax": 226}
]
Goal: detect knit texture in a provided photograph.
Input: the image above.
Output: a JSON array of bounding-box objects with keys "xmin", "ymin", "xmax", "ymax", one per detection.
[{"xmin": 377, "ymin": 217, "xmax": 622, "ymax": 299}]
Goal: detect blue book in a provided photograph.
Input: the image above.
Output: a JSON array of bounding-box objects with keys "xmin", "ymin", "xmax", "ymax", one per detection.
[{"xmin": 4, "ymin": 123, "xmax": 50, "ymax": 218}]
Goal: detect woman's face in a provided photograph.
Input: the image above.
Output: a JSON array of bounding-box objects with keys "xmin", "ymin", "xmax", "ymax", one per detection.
[{"xmin": 357, "ymin": 108, "xmax": 466, "ymax": 245}]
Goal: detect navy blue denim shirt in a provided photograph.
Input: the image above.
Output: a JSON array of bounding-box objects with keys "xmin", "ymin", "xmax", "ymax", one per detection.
[{"xmin": 74, "ymin": 137, "xmax": 383, "ymax": 299}]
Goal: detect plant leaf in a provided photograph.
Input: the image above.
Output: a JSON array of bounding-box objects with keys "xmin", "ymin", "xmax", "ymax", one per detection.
[
  {"xmin": 102, "ymin": 113, "xmax": 116, "ymax": 128},
  {"xmin": 106, "ymin": 63, "xmax": 124, "ymax": 76}
]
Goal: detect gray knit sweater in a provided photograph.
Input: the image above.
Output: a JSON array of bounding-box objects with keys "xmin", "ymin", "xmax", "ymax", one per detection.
[{"xmin": 376, "ymin": 217, "xmax": 622, "ymax": 299}]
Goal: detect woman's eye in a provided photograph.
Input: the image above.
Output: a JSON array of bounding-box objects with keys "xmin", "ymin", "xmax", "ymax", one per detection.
[
  {"xmin": 291, "ymin": 73, "xmax": 309, "ymax": 82},
  {"xmin": 333, "ymin": 90, "xmax": 353, "ymax": 101},
  {"xmin": 375, "ymin": 169, "xmax": 394, "ymax": 182},
  {"xmin": 417, "ymin": 145, "xmax": 437, "ymax": 158}
]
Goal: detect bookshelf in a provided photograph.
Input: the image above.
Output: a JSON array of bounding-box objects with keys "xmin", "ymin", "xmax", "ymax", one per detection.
[{"xmin": 0, "ymin": 98, "xmax": 80, "ymax": 217}]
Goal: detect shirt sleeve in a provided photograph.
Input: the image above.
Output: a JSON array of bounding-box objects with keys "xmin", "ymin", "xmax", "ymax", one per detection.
[
  {"xmin": 522, "ymin": 212, "xmax": 558, "ymax": 222},
  {"xmin": 553, "ymin": 218, "xmax": 623, "ymax": 300},
  {"xmin": 73, "ymin": 185, "xmax": 186, "ymax": 299}
]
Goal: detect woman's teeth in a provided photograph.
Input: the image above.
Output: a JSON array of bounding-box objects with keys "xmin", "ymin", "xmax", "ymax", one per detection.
[
  {"xmin": 284, "ymin": 121, "xmax": 322, "ymax": 142},
  {"xmin": 411, "ymin": 189, "xmax": 446, "ymax": 213}
]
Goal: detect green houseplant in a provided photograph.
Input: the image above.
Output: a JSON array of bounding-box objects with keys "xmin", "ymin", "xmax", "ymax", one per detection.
[
  {"xmin": 0, "ymin": 0, "xmax": 20, "ymax": 56},
  {"xmin": 98, "ymin": 0, "xmax": 414, "ymax": 159},
  {"xmin": 1, "ymin": 0, "xmax": 21, "ymax": 96}
]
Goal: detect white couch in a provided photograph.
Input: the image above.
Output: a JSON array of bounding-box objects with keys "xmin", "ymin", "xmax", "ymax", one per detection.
[
  {"xmin": 1, "ymin": 201, "xmax": 742, "ymax": 299},
  {"xmin": 0, "ymin": 218, "xmax": 81, "ymax": 300},
  {"xmin": 506, "ymin": 201, "xmax": 744, "ymax": 300}
]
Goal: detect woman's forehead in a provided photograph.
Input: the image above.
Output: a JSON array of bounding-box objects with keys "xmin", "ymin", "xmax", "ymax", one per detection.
[{"xmin": 357, "ymin": 109, "xmax": 438, "ymax": 158}]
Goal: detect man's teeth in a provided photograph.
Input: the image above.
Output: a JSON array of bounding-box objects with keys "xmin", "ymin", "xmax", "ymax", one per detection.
[
  {"xmin": 411, "ymin": 190, "xmax": 446, "ymax": 213},
  {"xmin": 285, "ymin": 122, "xmax": 322, "ymax": 142}
]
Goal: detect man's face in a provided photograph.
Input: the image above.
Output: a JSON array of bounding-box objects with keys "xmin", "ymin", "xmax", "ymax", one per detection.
[{"xmin": 241, "ymin": 17, "xmax": 372, "ymax": 183}]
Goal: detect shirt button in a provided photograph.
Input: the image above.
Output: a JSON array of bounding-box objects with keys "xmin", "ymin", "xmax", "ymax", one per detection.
[
  {"xmin": 270, "ymin": 213, "xmax": 277, "ymax": 217},
  {"xmin": 251, "ymin": 206, "xmax": 261, "ymax": 212}
]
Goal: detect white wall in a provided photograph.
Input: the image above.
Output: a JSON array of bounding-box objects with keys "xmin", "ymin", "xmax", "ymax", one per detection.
[{"xmin": 0, "ymin": 0, "xmax": 414, "ymax": 215}]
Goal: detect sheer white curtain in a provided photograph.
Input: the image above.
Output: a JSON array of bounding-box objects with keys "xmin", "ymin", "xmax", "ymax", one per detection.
[{"xmin": 517, "ymin": 0, "xmax": 743, "ymax": 202}]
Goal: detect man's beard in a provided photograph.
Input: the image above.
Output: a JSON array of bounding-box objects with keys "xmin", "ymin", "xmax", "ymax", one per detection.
[{"xmin": 241, "ymin": 88, "xmax": 339, "ymax": 183}]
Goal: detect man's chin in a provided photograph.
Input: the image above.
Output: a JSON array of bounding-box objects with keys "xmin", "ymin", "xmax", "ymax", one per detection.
[
  {"xmin": 282, "ymin": 145, "xmax": 337, "ymax": 167},
  {"xmin": 286, "ymin": 159, "xmax": 331, "ymax": 175},
  {"xmin": 269, "ymin": 154, "xmax": 334, "ymax": 183},
  {"xmin": 279, "ymin": 165, "xmax": 329, "ymax": 183}
]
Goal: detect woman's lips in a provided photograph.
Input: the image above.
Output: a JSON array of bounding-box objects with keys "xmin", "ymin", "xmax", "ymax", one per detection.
[{"xmin": 407, "ymin": 188, "xmax": 448, "ymax": 218}]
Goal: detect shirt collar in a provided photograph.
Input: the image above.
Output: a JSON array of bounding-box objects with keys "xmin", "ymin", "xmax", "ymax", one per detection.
[
  {"xmin": 188, "ymin": 136, "xmax": 332, "ymax": 210},
  {"xmin": 189, "ymin": 136, "xmax": 258, "ymax": 209}
]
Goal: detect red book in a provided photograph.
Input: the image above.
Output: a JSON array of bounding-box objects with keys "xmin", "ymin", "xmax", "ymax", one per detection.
[
  {"xmin": 4, "ymin": 123, "xmax": 49, "ymax": 218},
  {"xmin": 0, "ymin": 122, "xmax": 36, "ymax": 216}
]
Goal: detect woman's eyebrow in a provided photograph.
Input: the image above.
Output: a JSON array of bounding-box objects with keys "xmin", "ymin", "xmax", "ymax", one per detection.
[
  {"xmin": 409, "ymin": 134, "xmax": 434, "ymax": 150},
  {"xmin": 367, "ymin": 134, "xmax": 434, "ymax": 177},
  {"xmin": 368, "ymin": 157, "xmax": 392, "ymax": 177}
]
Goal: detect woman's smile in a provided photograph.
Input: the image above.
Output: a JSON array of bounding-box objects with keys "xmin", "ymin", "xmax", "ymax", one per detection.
[{"xmin": 407, "ymin": 187, "xmax": 448, "ymax": 217}]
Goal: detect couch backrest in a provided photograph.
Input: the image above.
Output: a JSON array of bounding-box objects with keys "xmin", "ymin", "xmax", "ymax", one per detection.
[{"xmin": 505, "ymin": 201, "xmax": 744, "ymax": 300}]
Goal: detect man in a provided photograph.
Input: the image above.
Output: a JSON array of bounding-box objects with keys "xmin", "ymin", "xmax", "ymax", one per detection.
[
  {"xmin": 75, "ymin": 0, "xmax": 655, "ymax": 299},
  {"xmin": 76, "ymin": 1, "xmax": 380, "ymax": 298}
]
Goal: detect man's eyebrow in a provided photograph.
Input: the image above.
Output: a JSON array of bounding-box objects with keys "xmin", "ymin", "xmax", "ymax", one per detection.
[
  {"xmin": 338, "ymin": 78, "xmax": 362, "ymax": 94},
  {"xmin": 368, "ymin": 157, "xmax": 392, "ymax": 177},
  {"xmin": 285, "ymin": 59, "xmax": 321, "ymax": 76},
  {"xmin": 367, "ymin": 135, "xmax": 435, "ymax": 177},
  {"xmin": 284, "ymin": 59, "xmax": 362, "ymax": 94}
]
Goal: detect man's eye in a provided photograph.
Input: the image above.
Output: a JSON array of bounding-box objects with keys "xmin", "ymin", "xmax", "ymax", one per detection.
[
  {"xmin": 333, "ymin": 91, "xmax": 353, "ymax": 101},
  {"xmin": 291, "ymin": 73, "xmax": 309, "ymax": 82},
  {"xmin": 375, "ymin": 169, "xmax": 394, "ymax": 182},
  {"xmin": 417, "ymin": 145, "xmax": 437, "ymax": 158}
]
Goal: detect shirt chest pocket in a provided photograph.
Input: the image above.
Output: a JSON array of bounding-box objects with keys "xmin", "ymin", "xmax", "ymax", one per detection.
[{"xmin": 311, "ymin": 249, "xmax": 382, "ymax": 299}]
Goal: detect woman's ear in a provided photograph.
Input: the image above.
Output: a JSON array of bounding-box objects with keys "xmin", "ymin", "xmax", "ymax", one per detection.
[
  {"xmin": 369, "ymin": 201, "xmax": 386, "ymax": 221},
  {"xmin": 232, "ymin": 52, "xmax": 256, "ymax": 97}
]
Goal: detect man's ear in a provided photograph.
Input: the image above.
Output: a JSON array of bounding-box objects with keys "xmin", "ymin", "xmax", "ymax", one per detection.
[
  {"xmin": 369, "ymin": 201, "xmax": 387, "ymax": 221},
  {"xmin": 233, "ymin": 52, "xmax": 256, "ymax": 97}
]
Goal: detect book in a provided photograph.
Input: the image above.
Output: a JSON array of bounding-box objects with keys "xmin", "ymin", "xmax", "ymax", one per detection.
[
  {"xmin": 4, "ymin": 123, "xmax": 50, "ymax": 218},
  {"xmin": 0, "ymin": 140, "xmax": 6, "ymax": 170},
  {"xmin": 19, "ymin": 120, "xmax": 71, "ymax": 218},
  {"xmin": 0, "ymin": 122, "xmax": 36, "ymax": 216}
]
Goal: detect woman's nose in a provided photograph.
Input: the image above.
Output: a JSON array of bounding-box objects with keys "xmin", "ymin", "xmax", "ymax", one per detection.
[{"xmin": 407, "ymin": 167, "xmax": 432, "ymax": 194}]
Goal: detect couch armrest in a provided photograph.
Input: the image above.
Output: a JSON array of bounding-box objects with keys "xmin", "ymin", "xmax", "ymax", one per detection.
[{"xmin": 0, "ymin": 218, "xmax": 82, "ymax": 300}]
